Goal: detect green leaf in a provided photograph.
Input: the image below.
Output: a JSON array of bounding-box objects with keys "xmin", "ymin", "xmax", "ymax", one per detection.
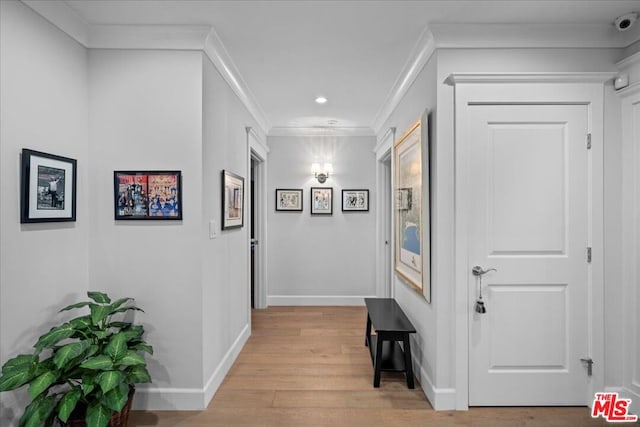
[
  {"xmin": 82, "ymin": 373, "xmax": 96, "ymax": 395},
  {"xmin": 19, "ymin": 394, "xmax": 56, "ymax": 427},
  {"xmin": 86, "ymin": 402, "xmax": 111, "ymax": 427},
  {"xmin": 1, "ymin": 354, "xmax": 37, "ymax": 374},
  {"xmin": 80, "ymin": 355, "xmax": 113, "ymax": 370},
  {"xmin": 108, "ymin": 321, "xmax": 131, "ymax": 329},
  {"xmin": 28, "ymin": 371, "xmax": 57, "ymax": 399},
  {"xmin": 70, "ymin": 315, "xmax": 93, "ymax": 329},
  {"xmin": 117, "ymin": 350, "xmax": 145, "ymax": 367},
  {"xmin": 54, "ymin": 340, "xmax": 90, "ymax": 370},
  {"xmin": 109, "ymin": 297, "xmax": 132, "ymax": 312},
  {"xmin": 93, "ymin": 330, "xmax": 110, "ymax": 340},
  {"xmin": 88, "ymin": 291, "xmax": 111, "ymax": 304},
  {"xmin": 127, "ymin": 365, "xmax": 151, "ymax": 384},
  {"xmin": 0, "ymin": 366, "xmax": 34, "ymax": 391},
  {"xmin": 112, "ymin": 306, "xmax": 144, "ymax": 315},
  {"xmin": 90, "ymin": 304, "xmax": 111, "ymax": 325},
  {"xmin": 60, "ymin": 301, "xmax": 91, "ymax": 312},
  {"xmin": 122, "ymin": 325, "xmax": 144, "ymax": 342},
  {"xmin": 105, "ymin": 332, "xmax": 127, "ymax": 360},
  {"xmin": 34, "ymin": 323, "xmax": 75, "ymax": 350},
  {"xmin": 58, "ymin": 388, "xmax": 82, "ymax": 422},
  {"xmin": 131, "ymin": 343, "xmax": 154, "ymax": 355},
  {"xmin": 105, "ymin": 383, "xmax": 129, "ymax": 412},
  {"xmin": 95, "ymin": 370, "xmax": 123, "ymax": 394}
]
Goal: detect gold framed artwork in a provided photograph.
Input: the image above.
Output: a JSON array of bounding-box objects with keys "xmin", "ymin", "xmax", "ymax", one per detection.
[
  {"xmin": 394, "ymin": 112, "xmax": 430, "ymax": 302},
  {"xmin": 222, "ymin": 170, "xmax": 244, "ymax": 230}
]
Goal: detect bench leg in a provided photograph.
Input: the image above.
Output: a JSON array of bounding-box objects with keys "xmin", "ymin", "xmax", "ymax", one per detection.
[
  {"xmin": 373, "ymin": 336, "xmax": 384, "ymax": 388},
  {"xmin": 403, "ymin": 335, "xmax": 415, "ymax": 389},
  {"xmin": 365, "ymin": 315, "xmax": 371, "ymax": 347}
]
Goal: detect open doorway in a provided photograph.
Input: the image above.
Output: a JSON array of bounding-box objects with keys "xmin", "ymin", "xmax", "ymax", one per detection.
[{"xmin": 375, "ymin": 127, "xmax": 395, "ymax": 299}]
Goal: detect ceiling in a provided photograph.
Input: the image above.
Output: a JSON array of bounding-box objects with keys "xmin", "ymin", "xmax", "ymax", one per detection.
[{"xmin": 24, "ymin": 1, "xmax": 640, "ymax": 135}]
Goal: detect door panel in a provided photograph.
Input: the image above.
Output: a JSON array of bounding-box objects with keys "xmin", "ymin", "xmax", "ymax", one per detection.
[{"xmin": 468, "ymin": 104, "xmax": 589, "ymax": 406}]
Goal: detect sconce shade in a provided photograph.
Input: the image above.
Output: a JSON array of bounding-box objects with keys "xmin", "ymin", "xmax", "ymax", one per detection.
[
  {"xmin": 311, "ymin": 163, "xmax": 321, "ymax": 175},
  {"xmin": 323, "ymin": 163, "xmax": 333, "ymax": 174}
]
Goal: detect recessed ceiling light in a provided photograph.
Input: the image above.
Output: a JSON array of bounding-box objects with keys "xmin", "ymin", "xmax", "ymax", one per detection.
[{"xmin": 315, "ymin": 96, "xmax": 328, "ymax": 104}]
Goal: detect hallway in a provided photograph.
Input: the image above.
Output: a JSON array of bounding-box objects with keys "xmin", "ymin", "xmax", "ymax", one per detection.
[{"xmin": 130, "ymin": 306, "xmax": 609, "ymax": 426}]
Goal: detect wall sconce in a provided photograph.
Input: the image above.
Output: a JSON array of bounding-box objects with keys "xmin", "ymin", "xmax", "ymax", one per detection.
[{"xmin": 311, "ymin": 162, "xmax": 333, "ymax": 184}]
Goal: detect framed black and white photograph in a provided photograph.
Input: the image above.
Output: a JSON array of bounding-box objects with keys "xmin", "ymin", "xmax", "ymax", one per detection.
[
  {"xmin": 276, "ymin": 189, "xmax": 303, "ymax": 212},
  {"xmin": 342, "ymin": 189, "xmax": 369, "ymax": 212},
  {"xmin": 114, "ymin": 171, "xmax": 182, "ymax": 220},
  {"xmin": 21, "ymin": 149, "xmax": 77, "ymax": 223},
  {"xmin": 222, "ymin": 170, "xmax": 245, "ymax": 229},
  {"xmin": 310, "ymin": 187, "xmax": 333, "ymax": 215}
]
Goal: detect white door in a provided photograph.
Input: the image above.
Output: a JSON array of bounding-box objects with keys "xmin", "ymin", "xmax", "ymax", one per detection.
[{"xmin": 468, "ymin": 104, "xmax": 590, "ymax": 405}]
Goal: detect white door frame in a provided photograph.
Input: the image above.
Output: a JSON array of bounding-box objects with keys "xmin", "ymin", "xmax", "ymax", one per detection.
[
  {"xmin": 449, "ymin": 73, "xmax": 613, "ymax": 409},
  {"xmin": 375, "ymin": 127, "xmax": 396, "ymax": 298},
  {"xmin": 247, "ymin": 127, "xmax": 269, "ymax": 310}
]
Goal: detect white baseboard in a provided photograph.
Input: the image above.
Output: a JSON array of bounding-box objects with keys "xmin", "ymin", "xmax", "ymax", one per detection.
[
  {"xmin": 132, "ymin": 324, "xmax": 250, "ymax": 411},
  {"xmin": 412, "ymin": 354, "xmax": 456, "ymax": 410},
  {"xmin": 267, "ymin": 295, "xmax": 374, "ymax": 306}
]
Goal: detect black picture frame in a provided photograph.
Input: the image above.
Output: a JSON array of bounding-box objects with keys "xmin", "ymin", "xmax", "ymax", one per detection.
[
  {"xmin": 310, "ymin": 187, "xmax": 333, "ymax": 215},
  {"xmin": 342, "ymin": 189, "xmax": 369, "ymax": 212},
  {"xmin": 21, "ymin": 149, "xmax": 77, "ymax": 223},
  {"xmin": 275, "ymin": 189, "xmax": 303, "ymax": 212},
  {"xmin": 222, "ymin": 170, "xmax": 245, "ymax": 229},
  {"xmin": 114, "ymin": 171, "xmax": 183, "ymax": 220}
]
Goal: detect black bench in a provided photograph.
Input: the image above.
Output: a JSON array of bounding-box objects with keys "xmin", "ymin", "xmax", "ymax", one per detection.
[{"xmin": 364, "ymin": 298, "xmax": 416, "ymax": 389}]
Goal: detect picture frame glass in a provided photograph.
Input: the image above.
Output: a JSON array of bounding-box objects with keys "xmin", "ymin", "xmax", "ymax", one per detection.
[
  {"xmin": 222, "ymin": 170, "xmax": 244, "ymax": 229},
  {"xmin": 342, "ymin": 190, "xmax": 369, "ymax": 211},
  {"xmin": 276, "ymin": 189, "xmax": 303, "ymax": 211},
  {"xmin": 114, "ymin": 171, "xmax": 182, "ymax": 220},
  {"xmin": 310, "ymin": 187, "xmax": 332, "ymax": 215}
]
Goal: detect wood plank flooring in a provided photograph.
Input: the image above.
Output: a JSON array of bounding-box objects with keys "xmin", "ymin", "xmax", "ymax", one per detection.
[{"xmin": 130, "ymin": 306, "xmax": 610, "ymax": 426}]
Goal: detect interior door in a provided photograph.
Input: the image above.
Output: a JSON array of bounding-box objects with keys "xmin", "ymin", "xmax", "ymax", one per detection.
[{"xmin": 468, "ymin": 104, "xmax": 590, "ymax": 405}]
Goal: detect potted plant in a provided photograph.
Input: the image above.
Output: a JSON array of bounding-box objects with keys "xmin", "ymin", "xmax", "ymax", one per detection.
[{"xmin": 0, "ymin": 291, "xmax": 152, "ymax": 427}]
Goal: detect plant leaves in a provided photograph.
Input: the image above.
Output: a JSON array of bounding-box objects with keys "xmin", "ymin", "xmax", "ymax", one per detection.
[
  {"xmin": 117, "ymin": 350, "xmax": 145, "ymax": 367},
  {"xmin": 127, "ymin": 365, "xmax": 151, "ymax": 384},
  {"xmin": 82, "ymin": 373, "xmax": 96, "ymax": 395},
  {"xmin": 109, "ymin": 297, "xmax": 132, "ymax": 312},
  {"xmin": 19, "ymin": 394, "xmax": 56, "ymax": 427},
  {"xmin": 1, "ymin": 354, "xmax": 36, "ymax": 374},
  {"xmin": 88, "ymin": 291, "xmax": 111, "ymax": 304},
  {"xmin": 60, "ymin": 301, "xmax": 91, "ymax": 312},
  {"xmin": 95, "ymin": 370, "xmax": 123, "ymax": 394},
  {"xmin": 28, "ymin": 371, "xmax": 57, "ymax": 399},
  {"xmin": 86, "ymin": 402, "xmax": 111, "ymax": 427},
  {"xmin": 70, "ymin": 315, "xmax": 93, "ymax": 330},
  {"xmin": 58, "ymin": 388, "xmax": 82, "ymax": 422},
  {"xmin": 104, "ymin": 383, "xmax": 129, "ymax": 412},
  {"xmin": 122, "ymin": 325, "xmax": 144, "ymax": 342},
  {"xmin": 108, "ymin": 321, "xmax": 131, "ymax": 329},
  {"xmin": 90, "ymin": 304, "xmax": 112, "ymax": 326},
  {"xmin": 0, "ymin": 365, "xmax": 34, "ymax": 391},
  {"xmin": 54, "ymin": 340, "xmax": 90, "ymax": 370},
  {"xmin": 105, "ymin": 332, "xmax": 127, "ymax": 360},
  {"xmin": 34, "ymin": 323, "xmax": 75, "ymax": 350},
  {"xmin": 80, "ymin": 355, "xmax": 113, "ymax": 371},
  {"xmin": 131, "ymin": 343, "xmax": 154, "ymax": 355}
]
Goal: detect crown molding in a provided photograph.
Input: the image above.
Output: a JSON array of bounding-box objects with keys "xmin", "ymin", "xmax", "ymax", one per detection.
[
  {"xmin": 203, "ymin": 28, "xmax": 271, "ymax": 135},
  {"xmin": 617, "ymin": 51, "xmax": 640, "ymax": 70},
  {"xmin": 268, "ymin": 127, "xmax": 375, "ymax": 137},
  {"xmin": 89, "ymin": 25, "xmax": 210, "ymax": 50},
  {"xmin": 445, "ymin": 72, "xmax": 618, "ymax": 86},
  {"xmin": 22, "ymin": 0, "xmax": 90, "ymax": 46},
  {"xmin": 246, "ymin": 127, "xmax": 270, "ymax": 154},
  {"xmin": 371, "ymin": 27, "xmax": 436, "ymax": 136}
]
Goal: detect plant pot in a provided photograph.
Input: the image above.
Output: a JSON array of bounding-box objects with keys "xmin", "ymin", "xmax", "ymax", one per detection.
[{"xmin": 61, "ymin": 389, "xmax": 134, "ymax": 427}]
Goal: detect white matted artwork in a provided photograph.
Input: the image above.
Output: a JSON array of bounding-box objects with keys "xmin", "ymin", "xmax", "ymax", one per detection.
[
  {"xmin": 310, "ymin": 187, "xmax": 333, "ymax": 215},
  {"xmin": 222, "ymin": 169, "xmax": 244, "ymax": 229},
  {"xmin": 275, "ymin": 189, "xmax": 303, "ymax": 212}
]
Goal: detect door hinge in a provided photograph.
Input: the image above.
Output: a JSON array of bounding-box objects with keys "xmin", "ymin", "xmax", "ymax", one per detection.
[
  {"xmin": 587, "ymin": 133, "xmax": 592, "ymax": 150},
  {"xmin": 587, "ymin": 247, "xmax": 592, "ymax": 263}
]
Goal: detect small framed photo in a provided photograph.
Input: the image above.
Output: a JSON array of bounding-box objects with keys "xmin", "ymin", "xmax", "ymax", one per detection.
[
  {"xmin": 342, "ymin": 189, "xmax": 369, "ymax": 212},
  {"xmin": 222, "ymin": 170, "xmax": 244, "ymax": 229},
  {"xmin": 276, "ymin": 189, "xmax": 303, "ymax": 212},
  {"xmin": 114, "ymin": 171, "xmax": 182, "ymax": 220},
  {"xmin": 21, "ymin": 149, "xmax": 77, "ymax": 223},
  {"xmin": 310, "ymin": 187, "xmax": 333, "ymax": 215}
]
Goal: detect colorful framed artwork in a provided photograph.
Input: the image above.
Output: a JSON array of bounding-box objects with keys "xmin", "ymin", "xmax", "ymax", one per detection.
[
  {"xmin": 342, "ymin": 189, "xmax": 369, "ymax": 212},
  {"xmin": 20, "ymin": 149, "xmax": 77, "ymax": 223},
  {"xmin": 310, "ymin": 187, "xmax": 333, "ymax": 215},
  {"xmin": 114, "ymin": 171, "xmax": 182, "ymax": 220},
  {"xmin": 394, "ymin": 112, "xmax": 430, "ymax": 302},
  {"xmin": 276, "ymin": 189, "xmax": 303, "ymax": 212},
  {"xmin": 222, "ymin": 170, "xmax": 244, "ymax": 229}
]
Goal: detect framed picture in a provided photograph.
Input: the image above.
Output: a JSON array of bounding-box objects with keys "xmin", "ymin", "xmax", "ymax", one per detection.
[
  {"xmin": 310, "ymin": 187, "xmax": 333, "ymax": 215},
  {"xmin": 394, "ymin": 112, "xmax": 430, "ymax": 302},
  {"xmin": 114, "ymin": 171, "xmax": 182, "ymax": 220},
  {"xmin": 21, "ymin": 149, "xmax": 77, "ymax": 223},
  {"xmin": 222, "ymin": 170, "xmax": 244, "ymax": 229},
  {"xmin": 342, "ymin": 189, "xmax": 369, "ymax": 212},
  {"xmin": 276, "ymin": 189, "xmax": 303, "ymax": 212}
]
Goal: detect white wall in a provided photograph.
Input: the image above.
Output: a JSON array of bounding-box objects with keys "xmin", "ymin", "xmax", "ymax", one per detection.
[
  {"xmin": 88, "ymin": 49, "xmax": 205, "ymax": 408},
  {"xmin": 0, "ymin": 1, "xmax": 89, "ymax": 424},
  {"xmin": 266, "ymin": 135, "xmax": 377, "ymax": 305}
]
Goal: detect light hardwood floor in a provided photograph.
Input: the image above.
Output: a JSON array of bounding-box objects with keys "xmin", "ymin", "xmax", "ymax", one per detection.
[{"xmin": 130, "ymin": 306, "xmax": 610, "ymax": 426}]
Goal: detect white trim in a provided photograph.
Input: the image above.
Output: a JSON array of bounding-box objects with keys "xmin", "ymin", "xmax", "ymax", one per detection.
[
  {"xmin": 22, "ymin": 0, "xmax": 90, "ymax": 46},
  {"xmin": 412, "ymin": 353, "xmax": 456, "ymax": 410},
  {"xmin": 445, "ymin": 72, "xmax": 617, "ymax": 86},
  {"xmin": 132, "ymin": 324, "xmax": 250, "ymax": 410},
  {"xmin": 374, "ymin": 126, "xmax": 395, "ymax": 156},
  {"xmin": 617, "ymin": 51, "xmax": 640, "ymax": 70},
  {"xmin": 203, "ymin": 28, "xmax": 271, "ymax": 135},
  {"xmin": 88, "ymin": 25, "xmax": 210, "ymax": 50},
  {"xmin": 269, "ymin": 127, "xmax": 375, "ymax": 137},
  {"xmin": 267, "ymin": 295, "xmax": 372, "ymax": 306},
  {"xmin": 617, "ymin": 81, "xmax": 640, "ymax": 97},
  {"xmin": 375, "ymin": 128, "xmax": 394, "ymax": 299},
  {"xmin": 371, "ymin": 27, "xmax": 436, "ymax": 135},
  {"xmin": 247, "ymin": 126, "xmax": 270, "ymax": 157}
]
